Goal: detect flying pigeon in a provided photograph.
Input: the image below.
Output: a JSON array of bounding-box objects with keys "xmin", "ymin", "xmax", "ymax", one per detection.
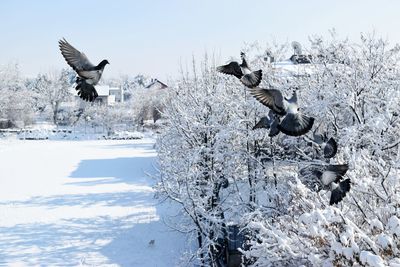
[
  {"xmin": 59, "ymin": 38, "xmax": 109, "ymax": 102},
  {"xmin": 248, "ymin": 88, "xmax": 314, "ymax": 136},
  {"xmin": 300, "ymin": 163, "xmax": 350, "ymax": 205},
  {"xmin": 217, "ymin": 52, "xmax": 262, "ymax": 88},
  {"xmin": 253, "ymin": 110, "xmax": 280, "ymax": 137},
  {"xmin": 312, "ymin": 131, "xmax": 338, "ymax": 159}
]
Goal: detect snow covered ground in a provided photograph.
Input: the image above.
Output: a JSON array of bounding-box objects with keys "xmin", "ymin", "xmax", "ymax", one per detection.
[{"xmin": 0, "ymin": 137, "xmax": 188, "ymax": 266}]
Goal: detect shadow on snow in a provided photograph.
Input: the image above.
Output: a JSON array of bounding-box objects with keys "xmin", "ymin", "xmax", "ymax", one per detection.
[
  {"xmin": 67, "ymin": 156, "xmax": 158, "ymax": 186},
  {"xmin": 0, "ymin": 142, "xmax": 187, "ymax": 266}
]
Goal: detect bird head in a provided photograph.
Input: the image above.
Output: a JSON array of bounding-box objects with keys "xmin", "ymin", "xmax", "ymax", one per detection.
[
  {"xmin": 95, "ymin": 60, "xmax": 109, "ymax": 70},
  {"xmin": 99, "ymin": 60, "xmax": 110, "ymax": 68}
]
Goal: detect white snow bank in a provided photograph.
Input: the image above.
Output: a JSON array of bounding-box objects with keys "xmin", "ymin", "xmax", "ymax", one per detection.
[
  {"xmin": 16, "ymin": 128, "xmax": 144, "ymax": 141},
  {"xmin": 360, "ymin": 251, "xmax": 385, "ymax": 267}
]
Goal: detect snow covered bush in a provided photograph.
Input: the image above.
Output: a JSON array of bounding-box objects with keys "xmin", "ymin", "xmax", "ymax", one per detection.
[
  {"xmin": 80, "ymin": 102, "xmax": 135, "ymax": 136},
  {"xmin": 156, "ymin": 32, "xmax": 400, "ymax": 266}
]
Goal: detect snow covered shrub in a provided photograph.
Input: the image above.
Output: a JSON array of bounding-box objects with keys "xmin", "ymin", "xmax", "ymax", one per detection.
[
  {"xmin": 81, "ymin": 102, "xmax": 135, "ymax": 136},
  {"xmin": 157, "ymin": 32, "xmax": 400, "ymax": 266}
]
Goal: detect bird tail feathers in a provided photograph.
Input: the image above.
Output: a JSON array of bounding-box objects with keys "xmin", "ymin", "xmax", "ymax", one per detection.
[
  {"xmin": 241, "ymin": 70, "xmax": 262, "ymax": 88},
  {"xmin": 75, "ymin": 78, "xmax": 98, "ymax": 102},
  {"xmin": 278, "ymin": 113, "xmax": 314, "ymax": 136}
]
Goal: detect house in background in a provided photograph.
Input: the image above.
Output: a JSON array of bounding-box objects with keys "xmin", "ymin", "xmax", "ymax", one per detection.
[
  {"xmin": 109, "ymin": 87, "xmax": 124, "ymax": 102},
  {"xmin": 145, "ymin": 79, "xmax": 168, "ymax": 123},
  {"xmin": 145, "ymin": 79, "xmax": 168, "ymax": 90},
  {"xmin": 94, "ymin": 85, "xmax": 113, "ymax": 105}
]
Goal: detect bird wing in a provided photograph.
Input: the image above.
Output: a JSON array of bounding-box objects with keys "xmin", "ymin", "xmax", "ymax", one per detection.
[
  {"xmin": 327, "ymin": 164, "xmax": 349, "ymax": 181},
  {"xmin": 253, "ymin": 116, "xmax": 271, "ymax": 130},
  {"xmin": 248, "ymin": 87, "xmax": 286, "ymax": 115},
  {"xmin": 241, "ymin": 70, "xmax": 262, "ymax": 88},
  {"xmin": 268, "ymin": 118, "xmax": 280, "ymax": 137},
  {"xmin": 277, "ymin": 113, "xmax": 314, "ymax": 136},
  {"xmin": 324, "ymin": 137, "xmax": 338, "ymax": 158},
  {"xmin": 329, "ymin": 178, "xmax": 351, "ymax": 205},
  {"xmin": 59, "ymin": 38, "xmax": 95, "ymax": 73},
  {"xmin": 321, "ymin": 164, "xmax": 349, "ymax": 185},
  {"xmin": 216, "ymin": 62, "xmax": 243, "ymax": 79}
]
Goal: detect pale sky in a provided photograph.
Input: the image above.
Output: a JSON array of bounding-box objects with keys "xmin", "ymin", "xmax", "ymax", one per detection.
[{"xmin": 1, "ymin": 0, "xmax": 400, "ymax": 81}]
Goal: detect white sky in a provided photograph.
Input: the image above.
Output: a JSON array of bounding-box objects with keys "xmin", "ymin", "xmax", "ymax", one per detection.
[{"xmin": 1, "ymin": 0, "xmax": 400, "ymax": 80}]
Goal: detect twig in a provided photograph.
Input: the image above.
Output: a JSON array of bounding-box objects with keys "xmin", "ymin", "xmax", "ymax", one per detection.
[
  {"xmin": 381, "ymin": 165, "xmax": 391, "ymax": 197},
  {"xmin": 349, "ymin": 105, "xmax": 361, "ymax": 124},
  {"xmin": 351, "ymin": 195, "xmax": 368, "ymax": 222},
  {"xmin": 382, "ymin": 140, "xmax": 400, "ymax": 151}
]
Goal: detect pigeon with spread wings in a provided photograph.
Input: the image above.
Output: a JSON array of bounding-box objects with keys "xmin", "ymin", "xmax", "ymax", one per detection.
[
  {"xmin": 249, "ymin": 87, "xmax": 314, "ymax": 136},
  {"xmin": 300, "ymin": 163, "xmax": 350, "ymax": 205},
  {"xmin": 217, "ymin": 52, "xmax": 262, "ymax": 88},
  {"xmin": 59, "ymin": 38, "xmax": 109, "ymax": 102}
]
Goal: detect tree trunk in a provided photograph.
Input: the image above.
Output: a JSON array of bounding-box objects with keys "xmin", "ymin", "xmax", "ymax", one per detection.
[{"xmin": 53, "ymin": 101, "xmax": 60, "ymax": 125}]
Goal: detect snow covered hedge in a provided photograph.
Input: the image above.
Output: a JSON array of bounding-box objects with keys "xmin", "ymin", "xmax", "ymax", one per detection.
[{"xmin": 156, "ymin": 33, "xmax": 400, "ymax": 266}]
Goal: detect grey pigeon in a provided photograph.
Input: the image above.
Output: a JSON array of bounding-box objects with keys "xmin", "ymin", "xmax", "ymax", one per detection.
[
  {"xmin": 59, "ymin": 38, "xmax": 109, "ymax": 102},
  {"xmin": 217, "ymin": 52, "xmax": 262, "ymax": 88},
  {"xmin": 300, "ymin": 164, "xmax": 350, "ymax": 205},
  {"xmin": 248, "ymin": 88, "xmax": 314, "ymax": 136}
]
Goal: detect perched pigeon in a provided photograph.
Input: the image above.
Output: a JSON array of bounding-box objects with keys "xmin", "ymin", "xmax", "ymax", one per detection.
[
  {"xmin": 217, "ymin": 52, "xmax": 262, "ymax": 88},
  {"xmin": 59, "ymin": 38, "xmax": 109, "ymax": 102},
  {"xmin": 248, "ymin": 88, "xmax": 314, "ymax": 136},
  {"xmin": 253, "ymin": 110, "xmax": 280, "ymax": 137},
  {"xmin": 300, "ymin": 163, "xmax": 350, "ymax": 205}
]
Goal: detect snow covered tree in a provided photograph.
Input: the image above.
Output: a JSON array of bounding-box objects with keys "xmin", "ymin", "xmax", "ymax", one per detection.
[
  {"xmin": 30, "ymin": 69, "xmax": 74, "ymax": 124},
  {"xmin": 157, "ymin": 32, "xmax": 400, "ymax": 266},
  {"xmin": 243, "ymin": 32, "xmax": 400, "ymax": 266},
  {"xmin": 156, "ymin": 55, "xmax": 276, "ymax": 265},
  {"xmin": 0, "ymin": 63, "xmax": 34, "ymax": 127}
]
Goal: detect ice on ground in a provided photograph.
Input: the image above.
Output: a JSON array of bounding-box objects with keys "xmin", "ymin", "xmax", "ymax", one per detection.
[{"xmin": 0, "ymin": 138, "xmax": 187, "ymax": 266}]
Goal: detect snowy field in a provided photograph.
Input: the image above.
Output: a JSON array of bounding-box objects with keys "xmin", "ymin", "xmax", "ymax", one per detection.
[{"xmin": 0, "ymin": 138, "xmax": 187, "ymax": 266}]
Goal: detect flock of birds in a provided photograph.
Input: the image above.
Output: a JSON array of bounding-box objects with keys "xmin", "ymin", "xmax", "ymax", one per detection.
[
  {"xmin": 216, "ymin": 52, "xmax": 350, "ymax": 205},
  {"xmin": 57, "ymin": 39, "xmax": 351, "ymax": 205}
]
